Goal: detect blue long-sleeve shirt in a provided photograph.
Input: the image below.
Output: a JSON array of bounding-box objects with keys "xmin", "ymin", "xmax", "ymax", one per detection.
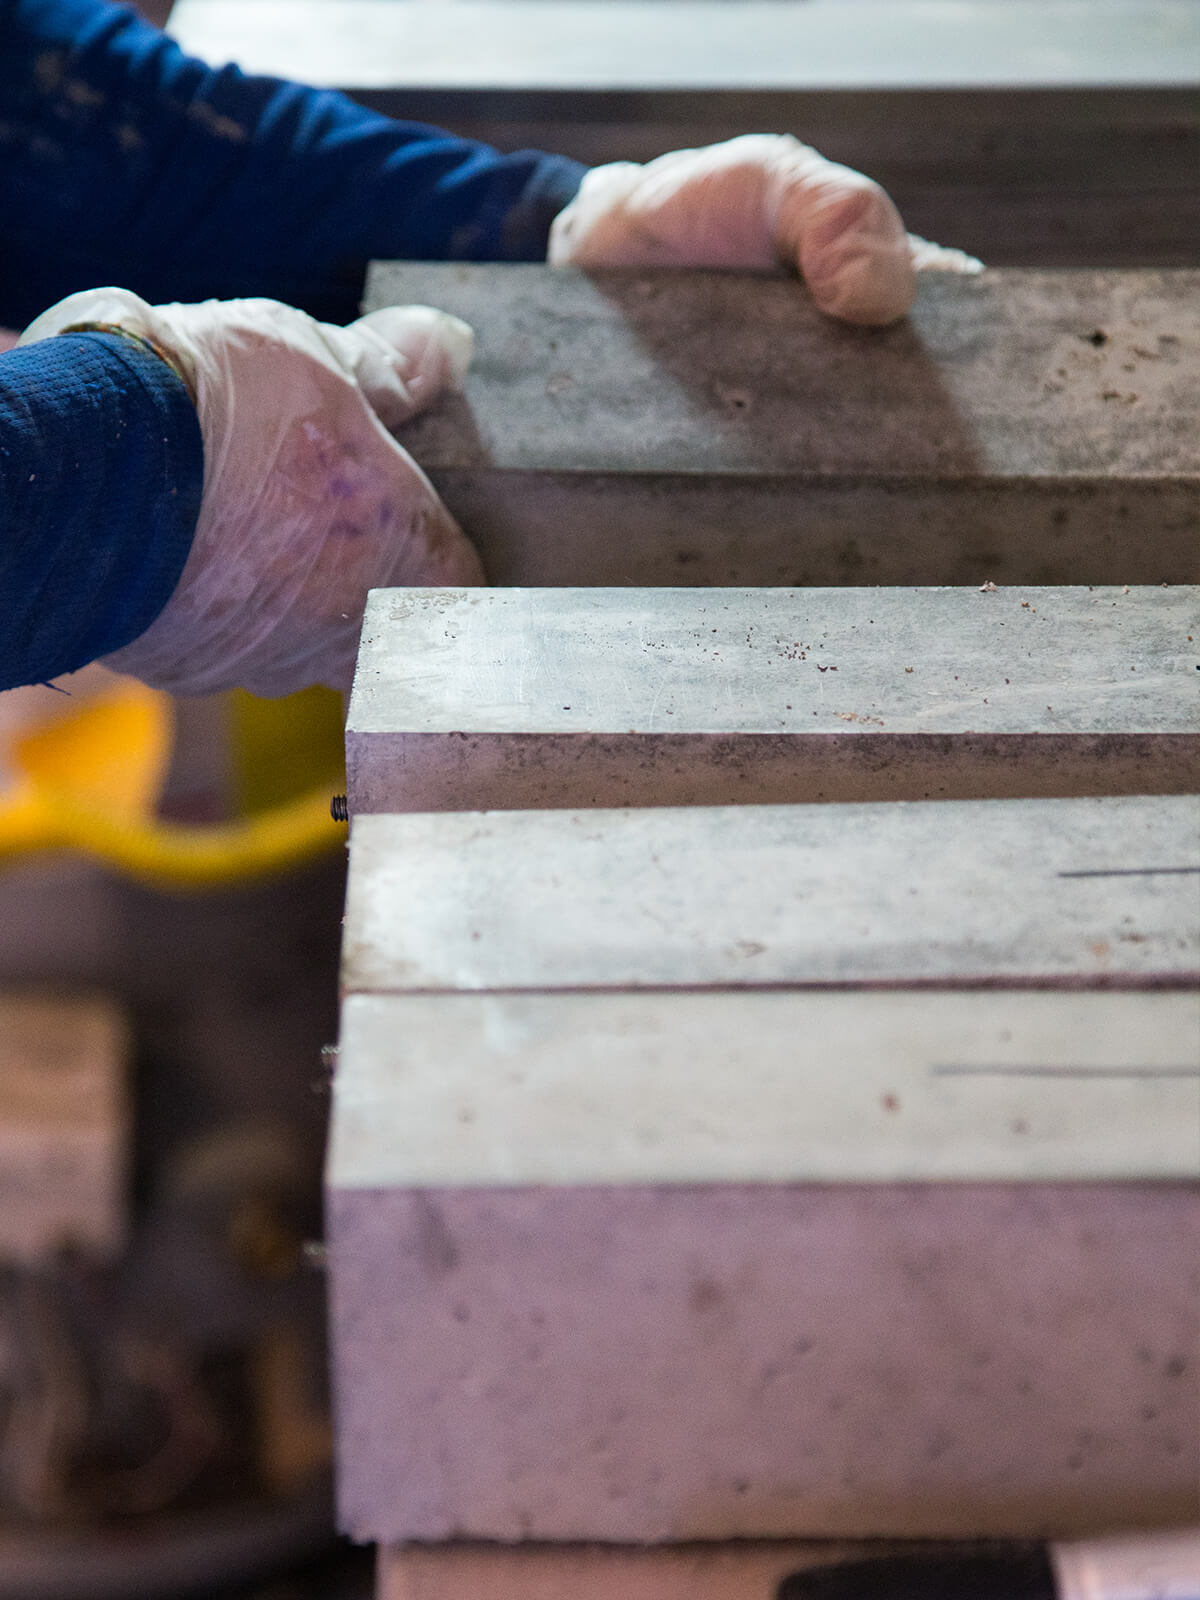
[{"xmin": 0, "ymin": 0, "xmax": 586, "ymax": 689}]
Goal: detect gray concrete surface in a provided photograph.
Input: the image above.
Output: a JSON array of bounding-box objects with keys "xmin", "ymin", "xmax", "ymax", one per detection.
[
  {"xmin": 346, "ymin": 585, "xmax": 1200, "ymax": 812},
  {"xmin": 330, "ymin": 1176, "xmax": 1200, "ymax": 1542},
  {"xmin": 340, "ymin": 795, "xmax": 1200, "ymax": 993},
  {"xmin": 363, "ymin": 266, "xmax": 1200, "ymax": 587}
]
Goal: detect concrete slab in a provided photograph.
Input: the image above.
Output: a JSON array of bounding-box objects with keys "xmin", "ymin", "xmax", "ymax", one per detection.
[
  {"xmin": 332, "ymin": 795, "xmax": 1199, "ymax": 1542},
  {"xmin": 330, "ymin": 1174, "xmax": 1200, "ymax": 1542},
  {"xmin": 362, "ymin": 266, "xmax": 1200, "ymax": 587},
  {"xmin": 341, "ymin": 795, "xmax": 1200, "ymax": 995},
  {"xmin": 346, "ymin": 585, "xmax": 1200, "ymax": 813},
  {"xmin": 170, "ymin": 1, "xmax": 1200, "ymax": 96},
  {"xmin": 333, "ymin": 990, "xmax": 1200, "ymax": 1187}
]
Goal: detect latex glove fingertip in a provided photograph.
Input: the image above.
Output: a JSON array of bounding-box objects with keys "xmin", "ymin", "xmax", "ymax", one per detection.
[
  {"xmin": 356, "ymin": 305, "xmax": 474, "ymax": 387},
  {"xmin": 908, "ymin": 234, "xmax": 985, "ymax": 274}
]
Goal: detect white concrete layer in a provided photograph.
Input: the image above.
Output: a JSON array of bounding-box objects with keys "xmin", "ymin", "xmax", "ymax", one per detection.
[
  {"xmin": 0, "ymin": 992, "xmax": 130, "ymax": 1262},
  {"xmin": 341, "ymin": 795, "xmax": 1200, "ymax": 994},
  {"xmin": 352, "ymin": 587, "xmax": 1199, "ymax": 738},
  {"xmin": 331, "ymin": 990, "xmax": 1200, "ymax": 1188},
  {"xmin": 346, "ymin": 586, "xmax": 1200, "ymax": 812},
  {"xmin": 330, "ymin": 1179, "xmax": 1200, "ymax": 1542},
  {"xmin": 171, "ymin": 1, "xmax": 1200, "ymax": 91}
]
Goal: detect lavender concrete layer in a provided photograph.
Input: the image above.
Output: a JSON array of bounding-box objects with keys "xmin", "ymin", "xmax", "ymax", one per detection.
[
  {"xmin": 341, "ymin": 795, "xmax": 1200, "ymax": 995},
  {"xmin": 332, "ymin": 991, "xmax": 1200, "ymax": 1187},
  {"xmin": 0, "ymin": 992, "xmax": 130, "ymax": 1263},
  {"xmin": 353, "ymin": 267, "xmax": 1200, "ymax": 586},
  {"xmin": 346, "ymin": 585, "xmax": 1200, "ymax": 813},
  {"xmin": 330, "ymin": 1179, "xmax": 1200, "ymax": 1542}
]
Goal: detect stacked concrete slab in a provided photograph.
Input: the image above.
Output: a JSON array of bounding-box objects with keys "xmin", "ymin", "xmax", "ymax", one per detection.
[
  {"xmin": 347, "ymin": 586, "xmax": 1200, "ymax": 812},
  {"xmin": 358, "ymin": 264, "xmax": 1200, "ymax": 590},
  {"xmin": 329, "ymin": 268, "xmax": 1198, "ymax": 1591}
]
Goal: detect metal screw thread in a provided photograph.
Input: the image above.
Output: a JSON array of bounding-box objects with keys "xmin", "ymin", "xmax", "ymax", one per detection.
[{"xmin": 330, "ymin": 794, "xmax": 349, "ymax": 823}]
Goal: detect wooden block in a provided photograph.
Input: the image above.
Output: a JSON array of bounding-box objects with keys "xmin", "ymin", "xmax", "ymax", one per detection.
[
  {"xmin": 0, "ymin": 992, "xmax": 130, "ymax": 1262},
  {"xmin": 376, "ymin": 1532, "xmax": 1200, "ymax": 1600},
  {"xmin": 359, "ymin": 266, "xmax": 1200, "ymax": 588},
  {"xmin": 168, "ymin": 1, "xmax": 1200, "ymax": 267},
  {"xmin": 341, "ymin": 795, "xmax": 1200, "ymax": 994},
  {"xmin": 378, "ymin": 1540, "xmax": 894, "ymax": 1600},
  {"xmin": 346, "ymin": 585, "xmax": 1200, "ymax": 813}
]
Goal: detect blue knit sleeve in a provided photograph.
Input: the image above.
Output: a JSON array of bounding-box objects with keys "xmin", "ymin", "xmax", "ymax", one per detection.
[
  {"xmin": 0, "ymin": 0, "xmax": 587, "ymax": 329},
  {"xmin": 0, "ymin": 333, "xmax": 202, "ymax": 689}
]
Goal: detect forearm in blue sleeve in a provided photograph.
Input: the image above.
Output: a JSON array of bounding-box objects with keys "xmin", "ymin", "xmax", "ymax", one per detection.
[
  {"xmin": 0, "ymin": 0, "xmax": 587, "ymax": 329},
  {"xmin": 0, "ymin": 333, "xmax": 202, "ymax": 689}
]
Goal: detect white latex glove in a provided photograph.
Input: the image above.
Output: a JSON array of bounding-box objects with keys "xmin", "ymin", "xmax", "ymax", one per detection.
[
  {"xmin": 549, "ymin": 134, "xmax": 982, "ymax": 326},
  {"xmin": 20, "ymin": 289, "xmax": 482, "ymax": 697}
]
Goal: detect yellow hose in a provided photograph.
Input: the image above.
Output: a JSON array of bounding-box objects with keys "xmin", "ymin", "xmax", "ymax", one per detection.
[
  {"xmin": 0, "ymin": 678, "xmax": 346, "ymax": 890},
  {"xmin": 0, "ymin": 781, "xmax": 343, "ymax": 889}
]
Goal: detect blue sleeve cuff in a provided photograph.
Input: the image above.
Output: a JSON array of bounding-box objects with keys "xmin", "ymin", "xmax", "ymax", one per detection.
[
  {"xmin": 0, "ymin": 331, "xmax": 203, "ymax": 689},
  {"xmin": 0, "ymin": 0, "xmax": 587, "ymax": 327}
]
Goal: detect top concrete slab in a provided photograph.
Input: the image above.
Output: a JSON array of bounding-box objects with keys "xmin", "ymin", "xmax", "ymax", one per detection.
[
  {"xmin": 360, "ymin": 266, "xmax": 1200, "ymax": 586},
  {"xmin": 369, "ymin": 266, "xmax": 1199, "ymax": 481}
]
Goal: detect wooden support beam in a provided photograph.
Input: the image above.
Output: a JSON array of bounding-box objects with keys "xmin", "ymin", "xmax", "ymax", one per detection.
[
  {"xmin": 378, "ymin": 1539, "xmax": 941, "ymax": 1600},
  {"xmin": 0, "ymin": 991, "xmax": 130, "ymax": 1263},
  {"xmin": 346, "ymin": 585, "xmax": 1200, "ymax": 813},
  {"xmin": 362, "ymin": 266, "xmax": 1200, "ymax": 587}
]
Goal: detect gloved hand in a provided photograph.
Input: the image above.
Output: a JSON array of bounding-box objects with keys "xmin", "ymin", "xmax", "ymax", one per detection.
[
  {"xmin": 549, "ymin": 135, "xmax": 982, "ymax": 326},
  {"xmin": 19, "ymin": 290, "xmax": 483, "ymax": 697}
]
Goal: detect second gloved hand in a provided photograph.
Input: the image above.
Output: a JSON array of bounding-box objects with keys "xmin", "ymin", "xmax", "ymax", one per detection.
[
  {"xmin": 549, "ymin": 134, "xmax": 982, "ymax": 326},
  {"xmin": 20, "ymin": 289, "xmax": 483, "ymax": 697}
]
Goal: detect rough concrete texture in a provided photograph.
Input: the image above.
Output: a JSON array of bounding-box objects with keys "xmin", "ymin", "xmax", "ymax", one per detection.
[
  {"xmin": 346, "ymin": 585, "xmax": 1200, "ymax": 813},
  {"xmin": 332, "ymin": 990, "xmax": 1200, "ymax": 1187},
  {"xmin": 355, "ymin": 266, "xmax": 1200, "ymax": 586},
  {"xmin": 331, "ymin": 1180, "xmax": 1200, "ymax": 1543},
  {"xmin": 340, "ymin": 795, "xmax": 1200, "ymax": 995},
  {"xmin": 332, "ymin": 791, "xmax": 1200, "ymax": 1542}
]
